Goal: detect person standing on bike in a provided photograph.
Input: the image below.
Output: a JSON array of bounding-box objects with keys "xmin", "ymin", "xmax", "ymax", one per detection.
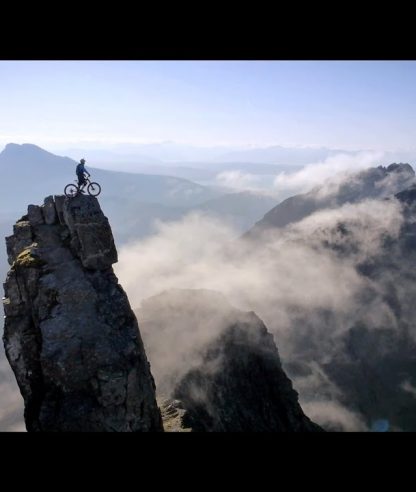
[
  {"xmin": 76, "ymin": 158, "xmax": 90, "ymax": 193},
  {"xmin": 65, "ymin": 161, "xmax": 101, "ymax": 197}
]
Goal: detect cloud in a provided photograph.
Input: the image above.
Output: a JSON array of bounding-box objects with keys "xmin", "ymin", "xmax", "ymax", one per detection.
[
  {"xmin": 136, "ymin": 288, "xmax": 238, "ymax": 396},
  {"xmin": 288, "ymin": 360, "xmax": 369, "ymax": 431},
  {"xmin": 214, "ymin": 152, "xmax": 390, "ymax": 201},
  {"xmin": 215, "ymin": 170, "xmax": 275, "ymax": 192},
  {"xmin": 273, "ymin": 151, "xmax": 385, "ymax": 196},
  {"xmin": 1, "ymin": 155, "xmax": 410, "ymax": 431},
  {"xmin": 114, "ymin": 194, "xmax": 405, "ymax": 430},
  {"xmin": 285, "ymin": 199, "xmax": 403, "ymax": 262},
  {"xmin": 117, "ymin": 199, "xmax": 403, "ymax": 328},
  {"xmin": 400, "ymin": 380, "xmax": 416, "ymax": 399},
  {"xmin": 300, "ymin": 400, "xmax": 368, "ymax": 432}
]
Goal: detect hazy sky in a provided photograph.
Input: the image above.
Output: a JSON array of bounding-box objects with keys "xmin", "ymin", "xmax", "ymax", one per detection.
[{"xmin": 1, "ymin": 60, "xmax": 416, "ymax": 151}]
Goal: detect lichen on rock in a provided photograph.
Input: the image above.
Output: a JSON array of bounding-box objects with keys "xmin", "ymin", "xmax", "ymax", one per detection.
[{"xmin": 14, "ymin": 245, "xmax": 44, "ymax": 268}]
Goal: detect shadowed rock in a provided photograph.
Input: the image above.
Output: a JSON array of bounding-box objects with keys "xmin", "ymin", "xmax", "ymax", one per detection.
[
  {"xmin": 173, "ymin": 312, "xmax": 323, "ymax": 432},
  {"xmin": 244, "ymin": 163, "xmax": 415, "ymax": 239},
  {"xmin": 138, "ymin": 288, "xmax": 322, "ymax": 432},
  {"xmin": 3, "ymin": 194, "xmax": 163, "ymax": 432}
]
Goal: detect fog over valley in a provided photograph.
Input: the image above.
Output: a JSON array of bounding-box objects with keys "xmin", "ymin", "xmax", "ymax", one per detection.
[{"xmin": 1, "ymin": 141, "xmax": 416, "ymax": 431}]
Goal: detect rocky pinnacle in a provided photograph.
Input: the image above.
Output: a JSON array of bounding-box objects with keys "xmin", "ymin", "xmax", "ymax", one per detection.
[{"xmin": 2, "ymin": 194, "xmax": 163, "ymax": 432}]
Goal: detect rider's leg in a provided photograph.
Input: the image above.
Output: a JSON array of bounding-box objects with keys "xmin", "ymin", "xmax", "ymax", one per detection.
[{"xmin": 77, "ymin": 174, "xmax": 86, "ymax": 192}]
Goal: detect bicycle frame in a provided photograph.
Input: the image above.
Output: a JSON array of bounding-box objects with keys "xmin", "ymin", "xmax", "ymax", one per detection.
[{"xmin": 65, "ymin": 176, "xmax": 101, "ymax": 198}]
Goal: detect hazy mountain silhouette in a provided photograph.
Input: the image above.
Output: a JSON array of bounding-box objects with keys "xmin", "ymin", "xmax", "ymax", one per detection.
[
  {"xmin": 105, "ymin": 162, "xmax": 300, "ymax": 183},
  {"xmin": 0, "ymin": 142, "xmax": 222, "ymax": 250},
  {"xmin": 0, "ymin": 143, "xmax": 284, "ymax": 246},
  {"xmin": 245, "ymin": 163, "xmax": 416, "ymax": 239},
  {"xmin": 0, "ymin": 143, "xmax": 221, "ymax": 212},
  {"xmin": 215, "ymin": 145, "xmax": 360, "ymax": 165},
  {"xmin": 60, "ymin": 142, "xmax": 363, "ymax": 165},
  {"xmin": 192, "ymin": 191, "xmax": 278, "ymax": 232},
  {"xmin": 281, "ymin": 182, "xmax": 416, "ymax": 431}
]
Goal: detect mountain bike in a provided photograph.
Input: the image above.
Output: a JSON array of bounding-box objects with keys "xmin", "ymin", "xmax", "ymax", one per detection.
[{"xmin": 64, "ymin": 177, "xmax": 102, "ymax": 198}]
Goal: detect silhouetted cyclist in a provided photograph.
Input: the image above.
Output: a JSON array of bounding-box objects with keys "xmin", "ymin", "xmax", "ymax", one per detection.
[{"xmin": 76, "ymin": 158, "xmax": 91, "ymax": 193}]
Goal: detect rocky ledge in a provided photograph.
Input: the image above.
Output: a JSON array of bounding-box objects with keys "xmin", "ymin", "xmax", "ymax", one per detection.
[{"xmin": 3, "ymin": 194, "xmax": 163, "ymax": 432}]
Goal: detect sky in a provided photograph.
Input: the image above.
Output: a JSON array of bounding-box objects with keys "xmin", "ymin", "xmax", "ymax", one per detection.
[{"xmin": 1, "ymin": 60, "xmax": 416, "ymax": 152}]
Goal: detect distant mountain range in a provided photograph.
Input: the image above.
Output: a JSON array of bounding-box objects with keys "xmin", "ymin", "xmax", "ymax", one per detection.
[
  {"xmin": 245, "ymin": 163, "xmax": 416, "ymax": 239},
  {"xmin": 115, "ymin": 192, "xmax": 278, "ymax": 244},
  {"xmin": 60, "ymin": 142, "xmax": 363, "ymax": 168},
  {"xmin": 85, "ymin": 162, "xmax": 302, "ymax": 183},
  {"xmin": 0, "ymin": 143, "xmax": 221, "ymax": 212},
  {"xmin": 4, "ymin": 141, "xmax": 416, "ymax": 431},
  {"xmin": 0, "ymin": 143, "xmax": 219, "ymax": 277},
  {"xmin": 58, "ymin": 141, "xmax": 416, "ymax": 168},
  {"xmin": 0, "ymin": 143, "xmax": 280, "ymax": 286}
]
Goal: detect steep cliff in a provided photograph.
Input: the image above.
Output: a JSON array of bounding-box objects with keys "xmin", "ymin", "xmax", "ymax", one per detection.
[
  {"xmin": 173, "ymin": 312, "xmax": 323, "ymax": 432},
  {"xmin": 3, "ymin": 194, "xmax": 163, "ymax": 432},
  {"xmin": 138, "ymin": 289, "xmax": 323, "ymax": 432}
]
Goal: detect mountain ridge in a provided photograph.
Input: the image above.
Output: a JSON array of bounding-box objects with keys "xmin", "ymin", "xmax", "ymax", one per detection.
[{"xmin": 244, "ymin": 163, "xmax": 416, "ymax": 239}]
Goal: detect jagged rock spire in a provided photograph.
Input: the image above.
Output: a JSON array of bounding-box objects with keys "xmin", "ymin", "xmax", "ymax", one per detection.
[{"xmin": 3, "ymin": 194, "xmax": 163, "ymax": 432}]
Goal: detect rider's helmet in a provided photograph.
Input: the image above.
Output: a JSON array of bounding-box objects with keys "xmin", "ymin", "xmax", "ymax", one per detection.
[{"xmin": 80, "ymin": 158, "xmax": 86, "ymax": 164}]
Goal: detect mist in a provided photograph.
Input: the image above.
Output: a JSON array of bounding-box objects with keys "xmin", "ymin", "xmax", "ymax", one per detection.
[
  {"xmin": 213, "ymin": 151, "xmax": 388, "ymax": 201},
  {"xmin": 273, "ymin": 151, "xmax": 385, "ymax": 196},
  {"xmin": 1, "ymin": 142, "xmax": 414, "ymax": 430},
  {"xmin": 115, "ymin": 194, "xmax": 406, "ymax": 430},
  {"xmin": 215, "ymin": 170, "xmax": 277, "ymax": 193}
]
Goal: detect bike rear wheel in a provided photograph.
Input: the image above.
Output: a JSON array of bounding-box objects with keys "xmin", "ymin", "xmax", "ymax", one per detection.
[
  {"xmin": 87, "ymin": 182, "xmax": 101, "ymax": 196},
  {"xmin": 64, "ymin": 183, "xmax": 79, "ymax": 197}
]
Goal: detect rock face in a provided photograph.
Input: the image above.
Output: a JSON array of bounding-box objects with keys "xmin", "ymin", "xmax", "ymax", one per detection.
[
  {"xmin": 173, "ymin": 313, "xmax": 323, "ymax": 432},
  {"xmin": 3, "ymin": 194, "xmax": 163, "ymax": 432},
  {"xmin": 157, "ymin": 397, "xmax": 192, "ymax": 432},
  {"xmin": 138, "ymin": 289, "xmax": 322, "ymax": 432},
  {"xmin": 274, "ymin": 183, "xmax": 416, "ymax": 431},
  {"xmin": 319, "ymin": 186, "xmax": 416, "ymax": 431}
]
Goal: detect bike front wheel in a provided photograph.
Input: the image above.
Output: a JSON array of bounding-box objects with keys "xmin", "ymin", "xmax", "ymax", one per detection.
[
  {"xmin": 64, "ymin": 183, "xmax": 79, "ymax": 198},
  {"xmin": 87, "ymin": 182, "xmax": 101, "ymax": 197}
]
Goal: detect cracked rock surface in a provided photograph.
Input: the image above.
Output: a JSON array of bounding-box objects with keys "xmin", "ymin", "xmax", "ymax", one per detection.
[{"xmin": 3, "ymin": 194, "xmax": 163, "ymax": 432}]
